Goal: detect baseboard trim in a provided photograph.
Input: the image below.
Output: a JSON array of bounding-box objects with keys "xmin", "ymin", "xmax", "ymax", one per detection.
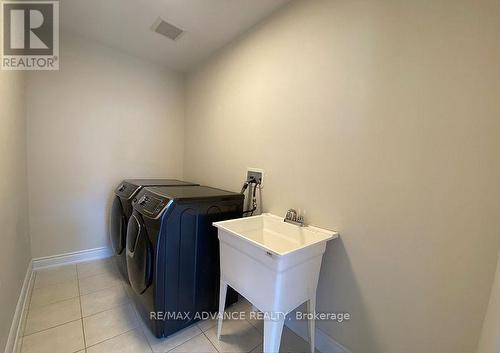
[
  {"xmin": 32, "ymin": 247, "xmax": 113, "ymax": 270},
  {"xmin": 4, "ymin": 260, "xmax": 34, "ymax": 353},
  {"xmin": 285, "ymin": 319, "xmax": 351, "ymax": 353}
]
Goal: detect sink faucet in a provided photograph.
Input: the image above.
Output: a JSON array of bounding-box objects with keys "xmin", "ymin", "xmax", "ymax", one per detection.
[{"xmin": 284, "ymin": 209, "xmax": 305, "ymax": 226}]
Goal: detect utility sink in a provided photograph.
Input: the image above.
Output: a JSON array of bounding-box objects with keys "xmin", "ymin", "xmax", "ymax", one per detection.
[
  {"xmin": 214, "ymin": 213, "xmax": 337, "ymax": 256},
  {"xmin": 213, "ymin": 213, "xmax": 338, "ymax": 353}
]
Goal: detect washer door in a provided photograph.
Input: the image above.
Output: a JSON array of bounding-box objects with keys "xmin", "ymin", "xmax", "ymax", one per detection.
[
  {"xmin": 110, "ymin": 196, "xmax": 127, "ymax": 255},
  {"xmin": 126, "ymin": 213, "xmax": 153, "ymax": 295}
]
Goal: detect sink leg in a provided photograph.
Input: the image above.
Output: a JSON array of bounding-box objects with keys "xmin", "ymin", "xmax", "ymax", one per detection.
[
  {"xmin": 307, "ymin": 297, "xmax": 316, "ymax": 353},
  {"xmin": 217, "ymin": 280, "xmax": 228, "ymax": 340},
  {"xmin": 263, "ymin": 317, "xmax": 285, "ymax": 353}
]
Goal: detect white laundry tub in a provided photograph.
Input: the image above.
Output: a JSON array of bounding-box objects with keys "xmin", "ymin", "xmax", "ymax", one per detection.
[{"xmin": 214, "ymin": 213, "xmax": 338, "ymax": 353}]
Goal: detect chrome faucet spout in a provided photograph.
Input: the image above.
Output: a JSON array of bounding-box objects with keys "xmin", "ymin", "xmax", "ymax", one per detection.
[{"xmin": 284, "ymin": 208, "xmax": 305, "ymax": 226}]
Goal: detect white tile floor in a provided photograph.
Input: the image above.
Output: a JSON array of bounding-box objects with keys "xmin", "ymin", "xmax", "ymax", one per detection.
[{"xmin": 19, "ymin": 258, "xmax": 313, "ymax": 353}]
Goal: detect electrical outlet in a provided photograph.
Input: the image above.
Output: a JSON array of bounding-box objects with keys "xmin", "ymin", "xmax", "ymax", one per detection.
[{"xmin": 247, "ymin": 168, "xmax": 264, "ymax": 187}]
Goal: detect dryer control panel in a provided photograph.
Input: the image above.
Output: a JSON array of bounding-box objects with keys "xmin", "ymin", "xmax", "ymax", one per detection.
[
  {"xmin": 114, "ymin": 181, "xmax": 140, "ymax": 200},
  {"xmin": 132, "ymin": 189, "xmax": 170, "ymax": 219}
]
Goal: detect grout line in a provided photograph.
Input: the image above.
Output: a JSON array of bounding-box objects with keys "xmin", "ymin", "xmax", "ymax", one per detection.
[
  {"xmin": 28, "ymin": 292, "xmax": 80, "ymax": 312},
  {"xmin": 84, "ymin": 327, "xmax": 138, "ymax": 350},
  {"xmin": 132, "ymin": 296, "xmax": 206, "ymax": 353},
  {"xmin": 82, "ymin": 302, "xmax": 139, "ymax": 348},
  {"xmin": 134, "ymin": 308, "xmax": 155, "ymax": 353},
  {"xmin": 76, "ymin": 264, "xmax": 88, "ymax": 351},
  {"xmin": 80, "ymin": 260, "xmax": 135, "ymax": 349},
  {"xmin": 22, "ymin": 318, "xmax": 82, "ymax": 337},
  {"xmin": 78, "ymin": 270, "xmax": 123, "ymax": 296},
  {"xmin": 247, "ymin": 321, "xmax": 264, "ymax": 353},
  {"xmin": 244, "ymin": 313, "xmax": 262, "ymax": 330},
  {"xmin": 24, "ymin": 260, "xmax": 126, "ymax": 351},
  {"xmin": 164, "ymin": 331, "xmax": 205, "ymax": 353},
  {"xmin": 115, "ymin": 263, "xmax": 156, "ymax": 353},
  {"xmin": 29, "ymin": 265, "xmax": 120, "ymax": 312},
  {"xmin": 80, "ymin": 299, "xmax": 131, "ymax": 319},
  {"xmin": 81, "ymin": 289, "xmax": 145, "ymax": 349},
  {"xmin": 25, "ymin": 295, "xmax": 80, "ymax": 319},
  {"xmin": 80, "ymin": 281, "xmax": 125, "ymax": 297},
  {"xmin": 70, "ymin": 346, "xmax": 84, "ymax": 353},
  {"xmin": 284, "ymin": 322, "xmax": 313, "ymax": 346},
  {"xmin": 79, "ymin": 281, "xmax": 130, "ymax": 318},
  {"xmin": 31, "ymin": 276, "xmax": 79, "ymax": 291},
  {"xmin": 76, "ymin": 265, "xmax": 120, "ymax": 281},
  {"xmin": 201, "ymin": 330, "xmax": 221, "ymax": 353},
  {"xmin": 70, "ymin": 258, "xmax": 265, "ymax": 353},
  {"xmin": 82, "ymin": 301, "xmax": 132, "ymax": 319}
]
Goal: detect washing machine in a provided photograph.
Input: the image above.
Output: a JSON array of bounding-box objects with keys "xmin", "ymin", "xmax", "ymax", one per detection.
[
  {"xmin": 126, "ymin": 185, "xmax": 243, "ymax": 338},
  {"xmin": 110, "ymin": 179, "xmax": 198, "ymax": 282}
]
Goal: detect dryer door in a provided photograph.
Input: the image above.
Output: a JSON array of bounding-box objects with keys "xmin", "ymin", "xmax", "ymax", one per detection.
[
  {"xmin": 126, "ymin": 213, "xmax": 153, "ymax": 295},
  {"xmin": 110, "ymin": 196, "xmax": 127, "ymax": 255}
]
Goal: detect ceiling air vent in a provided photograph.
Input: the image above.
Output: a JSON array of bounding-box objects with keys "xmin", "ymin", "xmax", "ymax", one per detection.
[{"xmin": 152, "ymin": 18, "xmax": 184, "ymax": 41}]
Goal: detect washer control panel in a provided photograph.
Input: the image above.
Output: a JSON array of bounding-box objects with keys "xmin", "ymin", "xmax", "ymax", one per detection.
[{"xmin": 132, "ymin": 189, "xmax": 169, "ymax": 218}]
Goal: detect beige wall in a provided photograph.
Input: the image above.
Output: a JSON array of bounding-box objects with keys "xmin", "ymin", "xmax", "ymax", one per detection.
[
  {"xmin": 0, "ymin": 71, "xmax": 30, "ymax": 351},
  {"xmin": 184, "ymin": 1, "xmax": 500, "ymax": 352},
  {"xmin": 27, "ymin": 32, "xmax": 185, "ymax": 258},
  {"xmin": 477, "ymin": 253, "xmax": 500, "ymax": 353}
]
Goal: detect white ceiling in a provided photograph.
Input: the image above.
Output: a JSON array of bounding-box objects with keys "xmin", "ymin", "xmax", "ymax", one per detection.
[{"xmin": 60, "ymin": 0, "xmax": 291, "ymax": 72}]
